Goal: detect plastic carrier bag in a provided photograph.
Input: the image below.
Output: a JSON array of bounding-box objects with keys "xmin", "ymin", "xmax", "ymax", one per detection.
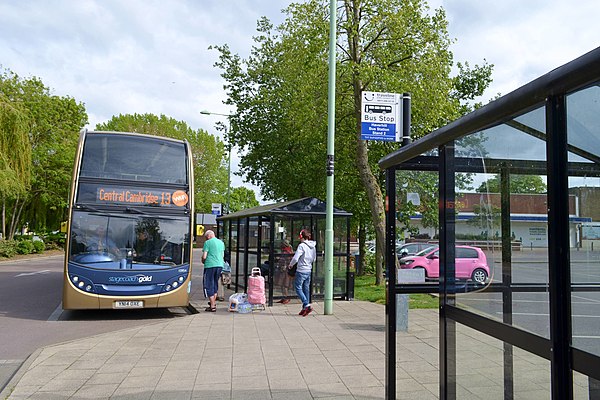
[
  {"xmin": 228, "ymin": 293, "xmax": 248, "ymax": 312},
  {"xmin": 237, "ymin": 302, "xmax": 253, "ymax": 314}
]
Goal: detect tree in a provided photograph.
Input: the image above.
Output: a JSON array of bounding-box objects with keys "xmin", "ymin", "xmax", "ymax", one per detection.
[
  {"xmin": 0, "ymin": 68, "xmax": 87, "ymax": 238},
  {"xmin": 212, "ymin": 0, "xmax": 493, "ymax": 284},
  {"xmin": 96, "ymin": 113, "xmax": 228, "ymax": 213},
  {"xmin": 228, "ymin": 186, "xmax": 260, "ymax": 213},
  {"xmin": 0, "ymin": 94, "xmax": 31, "ymax": 238},
  {"xmin": 467, "ymin": 203, "xmax": 501, "ymax": 237},
  {"xmin": 477, "ymin": 174, "xmax": 547, "ymax": 194}
]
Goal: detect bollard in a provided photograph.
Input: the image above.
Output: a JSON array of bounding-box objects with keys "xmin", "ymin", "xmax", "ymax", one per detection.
[
  {"xmin": 347, "ymin": 271, "xmax": 355, "ymax": 301},
  {"xmin": 396, "ymin": 269, "xmax": 425, "ymax": 332},
  {"xmin": 396, "ymin": 294, "xmax": 409, "ymax": 331}
]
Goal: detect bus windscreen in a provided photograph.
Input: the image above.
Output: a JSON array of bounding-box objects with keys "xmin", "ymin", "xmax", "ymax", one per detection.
[
  {"xmin": 79, "ymin": 134, "xmax": 187, "ymax": 184},
  {"xmin": 69, "ymin": 212, "xmax": 190, "ymax": 270}
]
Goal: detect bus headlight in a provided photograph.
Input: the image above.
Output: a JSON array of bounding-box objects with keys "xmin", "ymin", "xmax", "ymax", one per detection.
[
  {"xmin": 70, "ymin": 275, "xmax": 96, "ymax": 293},
  {"xmin": 162, "ymin": 276, "xmax": 187, "ymax": 292}
]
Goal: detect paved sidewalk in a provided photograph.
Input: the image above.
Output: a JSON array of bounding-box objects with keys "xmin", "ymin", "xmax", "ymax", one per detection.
[{"xmin": 0, "ymin": 299, "xmax": 440, "ymax": 400}]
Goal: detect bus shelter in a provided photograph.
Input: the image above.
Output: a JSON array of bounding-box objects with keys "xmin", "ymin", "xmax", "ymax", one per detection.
[
  {"xmin": 216, "ymin": 197, "xmax": 353, "ymax": 307},
  {"xmin": 379, "ymin": 47, "xmax": 600, "ymax": 399}
]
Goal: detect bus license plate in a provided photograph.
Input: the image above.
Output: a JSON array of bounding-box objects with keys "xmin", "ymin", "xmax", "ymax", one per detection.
[{"xmin": 114, "ymin": 301, "xmax": 143, "ymax": 308}]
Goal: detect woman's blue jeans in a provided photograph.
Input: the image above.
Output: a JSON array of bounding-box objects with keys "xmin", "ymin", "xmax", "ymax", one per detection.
[{"xmin": 294, "ymin": 271, "xmax": 311, "ymax": 309}]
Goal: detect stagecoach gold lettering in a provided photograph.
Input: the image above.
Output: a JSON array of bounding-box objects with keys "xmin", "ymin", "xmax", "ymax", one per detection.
[{"xmin": 96, "ymin": 187, "xmax": 185, "ymax": 207}]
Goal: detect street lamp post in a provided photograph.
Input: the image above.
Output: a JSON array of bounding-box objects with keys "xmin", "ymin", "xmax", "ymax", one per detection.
[{"xmin": 200, "ymin": 110, "xmax": 233, "ymax": 214}]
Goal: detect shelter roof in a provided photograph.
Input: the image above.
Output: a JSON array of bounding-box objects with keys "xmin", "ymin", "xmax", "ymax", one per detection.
[{"xmin": 217, "ymin": 197, "xmax": 352, "ymax": 220}]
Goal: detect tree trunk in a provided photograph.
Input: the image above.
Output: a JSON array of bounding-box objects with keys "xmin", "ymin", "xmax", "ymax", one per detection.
[
  {"xmin": 1, "ymin": 196, "xmax": 5, "ymax": 240},
  {"xmin": 355, "ymin": 137, "xmax": 386, "ymax": 285},
  {"xmin": 357, "ymin": 223, "xmax": 366, "ymax": 275},
  {"xmin": 8, "ymin": 194, "xmax": 26, "ymax": 240},
  {"xmin": 346, "ymin": 0, "xmax": 386, "ymax": 285}
]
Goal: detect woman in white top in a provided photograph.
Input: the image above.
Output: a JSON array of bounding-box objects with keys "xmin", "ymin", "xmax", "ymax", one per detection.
[{"xmin": 289, "ymin": 229, "xmax": 317, "ymax": 316}]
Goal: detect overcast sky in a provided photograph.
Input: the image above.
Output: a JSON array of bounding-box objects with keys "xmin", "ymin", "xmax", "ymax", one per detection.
[{"xmin": 1, "ymin": 0, "xmax": 598, "ymax": 201}]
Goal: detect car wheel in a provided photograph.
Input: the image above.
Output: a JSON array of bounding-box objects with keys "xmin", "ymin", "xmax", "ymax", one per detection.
[{"xmin": 471, "ymin": 268, "xmax": 488, "ymax": 284}]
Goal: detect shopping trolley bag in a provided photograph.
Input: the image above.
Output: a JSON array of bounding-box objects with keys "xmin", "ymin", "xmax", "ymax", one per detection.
[{"xmin": 247, "ymin": 267, "xmax": 266, "ymax": 306}]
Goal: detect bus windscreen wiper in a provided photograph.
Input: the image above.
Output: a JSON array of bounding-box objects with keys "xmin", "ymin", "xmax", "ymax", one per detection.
[
  {"xmin": 125, "ymin": 207, "xmax": 149, "ymax": 216},
  {"xmin": 76, "ymin": 204, "xmax": 100, "ymax": 212}
]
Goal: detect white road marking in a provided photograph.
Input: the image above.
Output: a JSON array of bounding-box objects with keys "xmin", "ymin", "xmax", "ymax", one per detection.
[
  {"xmin": 47, "ymin": 303, "xmax": 63, "ymax": 322},
  {"xmin": 15, "ymin": 270, "xmax": 51, "ymax": 277}
]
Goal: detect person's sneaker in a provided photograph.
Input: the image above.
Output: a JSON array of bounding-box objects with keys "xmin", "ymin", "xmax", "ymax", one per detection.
[
  {"xmin": 303, "ymin": 306, "xmax": 313, "ymax": 316},
  {"xmin": 299, "ymin": 308, "xmax": 307, "ymax": 316},
  {"xmin": 281, "ymin": 298, "xmax": 290, "ymax": 304},
  {"xmin": 276, "ymin": 299, "xmax": 284, "ymax": 303},
  {"xmin": 217, "ymin": 297, "xmax": 225, "ymax": 302}
]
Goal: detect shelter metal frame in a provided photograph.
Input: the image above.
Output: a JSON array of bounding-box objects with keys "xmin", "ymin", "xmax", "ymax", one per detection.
[
  {"xmin": 216, "ymin": 198, "xmax": 353, "ymax": 306},
  {"xmin": 380, "ymin": 47, "xmax": 600, "ymax": 399}
]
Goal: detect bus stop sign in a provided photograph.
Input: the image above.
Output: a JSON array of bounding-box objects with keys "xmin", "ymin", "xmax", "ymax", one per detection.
[{"xmin": 361, "ymin": 91, "xmax": 402, "ymax": 142}]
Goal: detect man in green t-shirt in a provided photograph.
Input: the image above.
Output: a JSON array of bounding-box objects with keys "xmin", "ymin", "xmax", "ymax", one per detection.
[{"xmin": 202, "ymin": 230, "xmax": 225, "ymax": 312}]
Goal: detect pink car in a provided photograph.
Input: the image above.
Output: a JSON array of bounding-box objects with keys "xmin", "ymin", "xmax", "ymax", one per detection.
[{"xmin": 399, "ymin": 245, "xmax": 489, "ymax": 284}]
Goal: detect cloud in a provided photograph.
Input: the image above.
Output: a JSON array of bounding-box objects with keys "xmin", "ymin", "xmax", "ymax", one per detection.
[
  {"xmin": 432, "ymin": 0, "xmax": 599, "ymax": 100},
  {"xmin": 2, "ymin": 0, "xmax": 598, "ymax": 203}
]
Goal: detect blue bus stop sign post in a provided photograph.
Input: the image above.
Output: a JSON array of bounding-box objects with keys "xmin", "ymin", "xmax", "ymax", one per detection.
[{"xmin": 361, "ymin": 91, "xmax": 402, "ymax": 142}]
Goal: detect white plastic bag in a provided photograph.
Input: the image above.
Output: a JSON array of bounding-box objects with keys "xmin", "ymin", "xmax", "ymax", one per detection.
[{"xmin": 228, "ymin": 293, "xmax": 248, "ymax": 312}]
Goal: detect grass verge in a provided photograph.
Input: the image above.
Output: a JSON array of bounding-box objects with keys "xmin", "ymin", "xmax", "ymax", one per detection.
[{"xmin": 354, "ymin": 274, "xmax": 438, "ymax": 309}]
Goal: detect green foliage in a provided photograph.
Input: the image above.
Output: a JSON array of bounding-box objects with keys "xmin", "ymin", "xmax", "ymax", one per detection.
[
  {"xmin": 477, "ymin": 174, "xmax": 547, "ymax": 194},
  {"xmin": 212, "ymin": 0, "xmax": 493, "ymax": 285},
  {"xmin": 354, "ymin": 274, "xmax": 386, "ymax": 304},
  {"xmin": 467, "ymin": 203, "xmax": 501, "ymax": 233},
  {"xmin": 0, "ymin": 93, "xmax": 31, "ymax": 198},
  {"xmin": 354, "ymin": 274, "xmax": 438, "ymax": 308},
  {"xmin": 228, "ymin": 186, "xmax": 259, "ymax": 213},
  {"xmin": 0, "ymin": 239, "xmax": 17, "ymax": 258},
  {"xmin": 41, "ymin": 232, "xmax": 66, "ymax": 249},
  {"xmin": 32, "ymin": 240, "xmax": 45, "ymax": 253},
  {"xmin": 0, "ymin": 67, "xmax": 88, "ymax": 237},
  {"xmin": 15, "ymin": 239, "xmax": 34, "ymax": 255},
  {"xmin": 362, "ymin": 252, "xmax": 376, "ymax": 275},
  {"xmin": 96, "ymin": 113, "xmax": 228, "ymax": 213}
]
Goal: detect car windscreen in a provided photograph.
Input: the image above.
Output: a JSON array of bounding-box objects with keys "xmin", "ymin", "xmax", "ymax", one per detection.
[{"xmin": 416, "ymin": 246, "xmax": 437, "ymax": 256}]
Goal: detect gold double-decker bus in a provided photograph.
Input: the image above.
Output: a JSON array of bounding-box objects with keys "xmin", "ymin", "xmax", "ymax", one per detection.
[{"xmin": 63, "ymin": 130, "xmax": 194, "ymax": 310}]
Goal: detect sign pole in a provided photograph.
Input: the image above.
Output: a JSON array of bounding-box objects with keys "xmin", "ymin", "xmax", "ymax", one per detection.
[{"xmin": 324, "ymin": 0, "xmax": 336, "ymax": 315}]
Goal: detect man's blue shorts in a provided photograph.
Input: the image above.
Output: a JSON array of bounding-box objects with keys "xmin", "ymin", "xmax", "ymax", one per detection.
[{"xmin": 203, "ymin": 266, "xmax": 223, "ymax": 298}]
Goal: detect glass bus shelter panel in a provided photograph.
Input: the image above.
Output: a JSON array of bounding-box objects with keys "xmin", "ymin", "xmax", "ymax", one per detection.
[
  {"xmin": 453, "ymin": 112, "xmax": 551, "ymax": 339},
  {"xmin": 460, "ymin": 106, "xmax": 547, "ymax": 162},
  {"xmin": 574, "ymin": 371, "xmax": 600, "ymax": 399},
  {"xmin": 271, "ymin": 220, "xmax": 294, "ymax": 300},
  {"xmin": 394, "ymin": 169, "xmax": 439, "ymax": 243},
  {"xmin": 567, "ymin": 84, "xmax": 600, "ymax": 358},
  {"xmin": 566, "ymin": 84, "xmax": 600, "ymax": 160},
  {"xmin": 248, "ymin": 216, "xmax": 260, "ymax": 254},
  {"xmin": 237, "ymin": 219, "xmax": 248, "ymax": 289},
  {"xmin": 455, "ymin": 323, "xmax": 550, "ymax": 399},
  {"xmin": 333, "ymin": 218, "xmax": 349, "ymax": 253},
  {"xmin": 229, "ymin": 221, "xmax": 239, "ymax": 289}
]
